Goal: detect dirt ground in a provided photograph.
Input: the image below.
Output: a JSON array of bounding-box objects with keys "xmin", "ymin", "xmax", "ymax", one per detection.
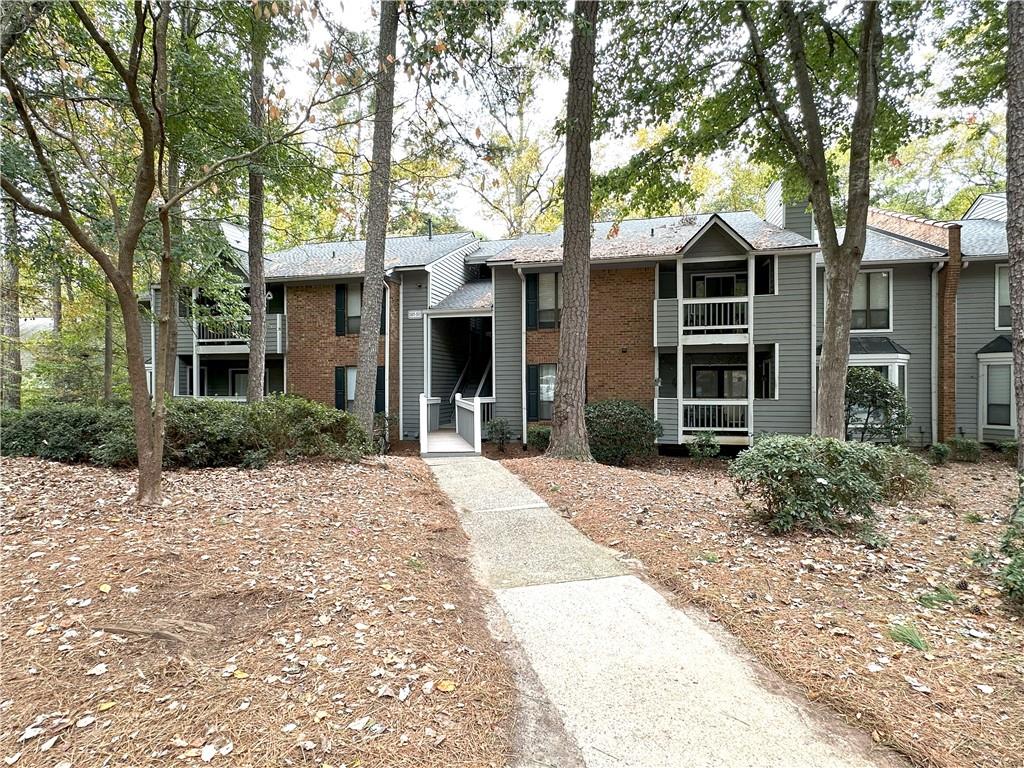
[
  {"xmin": 0, "ymin": 456, "xmax": 513, "ymax": 768},
  {"xmin": 505, "ymin": 455, "xmax": 1024, "ymax": 768}
]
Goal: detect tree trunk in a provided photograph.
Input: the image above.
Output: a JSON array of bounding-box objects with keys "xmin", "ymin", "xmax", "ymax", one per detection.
[
  {"xmin": 1, "ymin": 195, "xmax": 21, "ymax": 409},
  {"xmin": 51, "ymin": 272, "xmax": 62, "ymax": 334},
  {"xmin": 164, "ymin": 148, "xmax": 180, "ymax": 399},
  {"xmin": 247, "ymin": 10, "xmax": 267, "ymax": 403},
  {"xmin": 353, "ymin": 0, "xmax": 398, "ymax": 438},
  {"xmin": 1007, "ymin": 0, "xmax": 1024, "ymax": 473},
  {"xmin": 815, "ymin": 245, "xmax": 860, "ymax": 438},
  {"xmin": 547, "ymin": 0, "xmax": 597, "ymax": 461},
  {"xmin": 103, "ymin": 295, "xmax": 113, "ymax": 404}
]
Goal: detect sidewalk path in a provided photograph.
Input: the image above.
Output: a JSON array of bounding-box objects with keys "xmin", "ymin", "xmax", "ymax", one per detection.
[{"xmin": 426, "ymin": 456, "xmax": 904, "ymax": 768}]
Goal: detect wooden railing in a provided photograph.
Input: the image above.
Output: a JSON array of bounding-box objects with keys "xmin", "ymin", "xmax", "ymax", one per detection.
[
  {"xmin": 679, "ymin": 398, "xmax": 749, "ymax": 432},
  {"xmin": 194, "ymin": 314, "xmax": 286, "ymax": 353},
  {"xmin": 681, "ymin": 298, "xmax": 748, "ymax": 332}
]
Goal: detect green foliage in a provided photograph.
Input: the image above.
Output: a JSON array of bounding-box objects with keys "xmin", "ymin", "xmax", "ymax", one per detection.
[
  {"xmin": 874, "ymin": 446, "xmax": 932, "ymax": 502},
  {"xmin": 688, "ymin": 431, "xmax": 721, "ymax": 463},
  {"xmin": 1001, "ymin": 478, "xmax": 1024, "ymax": 605},
  {"xmin": 730, "ymin": 435, "xmax": 882, "ymax": 535},
  {"xmin": 485, "ymin": 418, "xmax": 512, "ymax": 452},
  {"xmin": 949, "ymin": 437, "xmax": 982, "ymax": 463},
  {"xmin": 583, "ymin": 400, "xmax": 661, "ymax": 466},
  {"xmin": 928, "ymin": 442, "xmax": 952, "ymax": 465},
  {"xmin": 937, "ymin": 0, "xmax": 1007, "ymax": 108},
  {"xmin": 917, "ymin": 585, "xmax": 959, "ymax": 609},
  {"xmin": 845, "ymin": 367, "xmax": 911, "ymax": 444},
  {"xmin": 0, "ymin": 396, "xmax": 365, "ymax": 469},
  {"xmin": 998, "ymin": 440, "xmax": 1019, "ymax": 462},
  {"xmin": 528, "ymin": 425, "xmax": 551, "ymax": 451},
  {"xmin": 888, "ymin": 623, "xmax": 929, "ymax": 651}
]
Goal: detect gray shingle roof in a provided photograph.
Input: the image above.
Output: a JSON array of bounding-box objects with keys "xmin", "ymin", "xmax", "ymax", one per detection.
[
  {"xmin": 431, "ymin": 280, "xmax": 493, "ymax": 311},
  {"xmin": 264, "ymin": 232, "xmax": 476, "ymax": 280},
  {"xmin": 957, "ymin": 219, "xmax": 1007, "ymax": 258},
  {"xmin": 486, "ymin": 211, "xmax": 815, "ymax": 266},
  {"xmin": 818, "ymin": 337, "xmax": 911, "ymax": 356},
  {"xmin": 978, "ymin": 334, "xmax": 1012, "ymax": 355},
  {"xmin": 819, "ymin": 227, "xmax": 946, "ymax": 264}
]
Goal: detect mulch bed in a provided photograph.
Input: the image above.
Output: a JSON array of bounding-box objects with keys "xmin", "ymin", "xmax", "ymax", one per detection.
[
  {"xmin": 1, "ymin": 456, "xmax": 513, "ymax": 768},
  {"xmin": 504, "ymin": 455, "xmax": 1023, "ymax": 768}
]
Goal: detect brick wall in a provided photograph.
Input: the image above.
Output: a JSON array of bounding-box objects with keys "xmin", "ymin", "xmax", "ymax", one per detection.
[
  {"xmin": 526, "ymin": 266, "xmax": 655, "ymax": 407},
  {"xmin": 867, "ymin": 208, "xmax": 962, "ymax": 441},
  {"xmin": 286, "ymin": 280, "xmax": 399, "ymax": 419}
]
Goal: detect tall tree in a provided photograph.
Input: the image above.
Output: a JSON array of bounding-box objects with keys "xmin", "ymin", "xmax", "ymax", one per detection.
[
  {"xmin": 247, "ymin": 3, "xmax": 269, "ymax": 403},
  {"xmin": 352, "ymin": 0, "xmax": 399, "ymax": 437},
  {"xmin": 547, "ymin": 0, "xmax": 597, "ymax": 460},
  {"xmin": 1007, "ymin": 1, "xmax": 1023, "ymax": 472},
  {"xmin": 596, "ymin": 1, "xmax": 924, "ymax": 438},
  {"xmin": 1, "ymin": 195, "xmax": 21, "ymax": 409}
]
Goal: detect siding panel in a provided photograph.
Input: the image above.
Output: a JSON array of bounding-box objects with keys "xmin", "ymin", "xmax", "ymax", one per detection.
[
  {"xmin": 957, "ymin": 261, "xmax": 1009, "ymax": 440},
  {"xmin": 428, "ymin": 250, "xmax": 466, "ymax": 306},
  {"xmin": 493, "ymin": 266, "xmax": 523, "ymax": 438},
  {"xmin": 401, "ymin": 271, "xmax": 428, "ymax": 438},
  {"xmin": 656, "ymin": 398, "xmax": 678, "ymax": 443},
  {"xmin": 655, "ymin": 298, "xmax": 678, "ymax": 346}
]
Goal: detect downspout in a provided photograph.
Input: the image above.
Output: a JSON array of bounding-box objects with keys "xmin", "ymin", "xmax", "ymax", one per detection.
[
  {"xmin": 398, "ymin": 278, "xmax": 404, "ymax": 437},
  {"xmin": 809, "ymin": 254, "xmax": 817, "ymax": 432},
  {"xmin": 518, "ymin": 267, "xmax": 527, "ymax": 447},
  {"xmin": 930, "ymin": 262, "xmax": 944, "ymax": 445}
]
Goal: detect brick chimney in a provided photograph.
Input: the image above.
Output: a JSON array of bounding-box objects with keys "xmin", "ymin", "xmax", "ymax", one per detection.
[{"xmin": 866, "ymin": 208, "xmax": 962, "ymax": 442}]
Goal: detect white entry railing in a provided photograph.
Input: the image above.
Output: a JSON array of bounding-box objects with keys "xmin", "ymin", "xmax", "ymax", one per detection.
[
  {"xmin": 681, "ymin": 298, "xmax": 748, "ymax": 332},
  {"xmin": 680, "ymin": 398, "xmax": 749, "ymax": 432},
  {"xmin": 453, "ymin": 395, "xmax": 496, "ymax": 454},
  {"xmin": 419, "ymin": 394, "xmax": 441, "ymax": 454}
]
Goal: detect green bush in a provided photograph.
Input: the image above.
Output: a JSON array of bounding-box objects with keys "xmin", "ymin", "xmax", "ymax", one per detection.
[
  {"xmin": 873, "ymin": 446, "xmax": 932, "ymax": 502},
  {"xmin": 249, "ymin": 394, "xmax": 366, "ymax": 461},
  {"xmin": 730, "ymin": 434, "xmax": 882, "ymax": 534},
  {"xmin": 1, "ymin": 403, "xmax": 132, "ymax": 463},
  {"xmin": 1001, "ymin": 477, "xmax": 1024, "ymax": 606},
  {"xmin": 998, "ymin": 440, "xmax": 1019, "ymax": 462},
  {"xmin": 164, "ymin": 399, "xmax": 261, "ymax": 468},
  {"xmin": 845, "ymin": 367, "xmax": 911, "ymax": 443},
  {"xmin": 688, "ymin": 430, "xmax": 721, "ymax": 462},
  {"xmin": 949, "ymin": 436, "xmax": 981, "ymax": 463},
  {"xmin": 485, "ymin": 418, "xmax": 512, "ymax": 452},
  {"xmin": 928, "ymin": 442, "xmax": 951, "ymax": 465},
  {"xmin": 584, "ymin": 399, "xmax": 661, "ymax": 466},
  {"xmin": 528, "ymin": 425, "xmax": 551, "ymax": 451}
]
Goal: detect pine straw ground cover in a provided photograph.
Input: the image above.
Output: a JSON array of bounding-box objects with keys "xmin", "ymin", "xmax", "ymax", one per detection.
[
  {"xmin": 0, "ymin": 456, "xmax": 513, "ymax": 768},
  {"xmin": 504, "ymin": 456, "xmax": 1023, "ymax": 768}
]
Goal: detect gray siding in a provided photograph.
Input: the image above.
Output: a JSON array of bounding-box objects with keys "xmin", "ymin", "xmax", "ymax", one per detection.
[
  {"xmin": 492, "ymin": 266, "xmax": 523, "ymax": 438},
  {"xmin": 753, "ymin": 254, "xmax": 813, "ymax": 435},
  {"xmin": 817, "ymin": 263, "xmax": 935, "ymax": 445},
  {"xmin": 655, "ymin": 398, "xmax": 678, "ymax": 443},
  {"xmin": 152, "ymin": 288, "xmax": 194, "ymax": 356},
  {"xmin": 430, "ymin": 320, "xmax": 462, "ymax": 425},
  {"xmin": 783, "ymin": 203, "xmax": 813, "ymax": 239},
  {"xmin": 687, "ymin": 226, "xmax": 746, "ymax": 258},
  {"xmin": 428, "ymin": 250, "xmax": 466, "ymax": 306},
  {"xmin": 957, "ymin": 260, "xmax": 1011, "ymax": 441},
  {"xmin": 401, "ymin": 271, "xmax": 428, "ymax": 438},
  {"xmin": 655, "ymin": 298, "xmax": 677, "ymax": 346}
]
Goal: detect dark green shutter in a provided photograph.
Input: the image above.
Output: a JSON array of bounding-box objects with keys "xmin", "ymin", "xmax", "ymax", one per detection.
[
  {"xmin": 380, "ymin": 287, "xmax": 387, "ymax": 335},
  {"xmin": 375, "ymin": 366, "xmax": 385, "ymax": 413},
  {"xmin": 525, "ymin": 273, "xmax": 538, "ymax": 330},
  {"xmin": 334, "ymin": 366, "xmax": 346, "ymax": 410},
  {"xmin": 335, "ymin": 284, "xmax": 347, "ymax": 336},
  {"xmin": 526, "ymin": 364, "xmax": 539, "ymax": 421}
]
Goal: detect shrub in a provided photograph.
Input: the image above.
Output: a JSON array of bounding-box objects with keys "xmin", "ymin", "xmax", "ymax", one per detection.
[
  {"xmin": 998, "ymin": 440, "xmax": 1019, "ymax": 462},
  {"xmin": 928, "ymin": 442, "xmax": 951, "ymax": 465},
  {"xmin": 873, "ymin": 446, "xmax": 931, "ymax": 502},
  {"xmin": 584, "ymin": 399, "xmax": 661, "ymax": 466},
  {"xmin": 485, "ymin": 418, "xmax": 512, "ymax": 452},
  {"xmin": 1, "ymin": 403, "xmax": 131, "ymax": 463},
  {"xmin": 249, "ymin": 394, "xmax": 366, "ymax": 461},
  {"xmin": 164, "ymin": 399, "xmax": 261, "ymax": 468},
  {"xmin": 845, "ymin": 367, "xmax": 910, "ymax": 443},
  {"xmin": 730, "ymin": 434, "xmax": 882, "ymax": 534},
  {"xmin": 1001, "ymin": 477, "xmax": 1024, "ymax": 606},
  {"xmin": 528, "ymin": 425, "xmax": 551, "ymax": 451},
  {"xmin": 688, "ymin": 431, "xmax": 721, "ymax": 462},
  {"xmin": 948, "ymin": 436, "xmax": 981, "ymax": 463}
]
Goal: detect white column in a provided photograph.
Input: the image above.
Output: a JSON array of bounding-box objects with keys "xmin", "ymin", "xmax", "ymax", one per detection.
[
  {"xmin": 473, "ymin": 397, "xmax": 482, "ymax": 454},
  {"xmin": 419, "ymin": 393, "xmax": 429, "ymax": 454},
  {"xmin": 676, "ymin": 256, "xmax": 684, "ymax": 444},
  {"xmin": 191, "ymin": 287, "xmax": 199, "ymax": 398},
  {"xmin": 747, "ymin": 253, "xmax": 755, "ymax": 438}
]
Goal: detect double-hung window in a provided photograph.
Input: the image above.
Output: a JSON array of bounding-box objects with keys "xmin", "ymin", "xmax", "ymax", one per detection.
[
  {"xmin": 335, "ymin": 282, "xmax": 361, "ymax": 335},
  {"xmin": 985, "ymin": 363, "xmax": 1013, "ymax": 427},
  {"xmin": 526, "ymin": 273, "xmax": 561, "ymax": 329},
  {"xmin": 997, "ymin": 265, "xmax": 1011, "ymax": 329},
  {"xmin": 334, "ymin": 365, "xmax": 386, "ymax": 412},
  {"xmin": 527, "ymin": 363, "xmax": 557, "ymax": 420},
  {"xmin": 852, "ymin": 271, "xmax": 891, "ymax": 331}
]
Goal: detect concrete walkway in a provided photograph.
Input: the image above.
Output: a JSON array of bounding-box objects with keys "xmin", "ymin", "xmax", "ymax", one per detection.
[{"xmin": 425, "ymin": 456, "xmax": 904, "ymax": 768}]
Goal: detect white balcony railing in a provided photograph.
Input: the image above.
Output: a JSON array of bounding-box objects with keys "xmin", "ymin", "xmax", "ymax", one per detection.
[
  {"xmin": 681, "ymin": 298, "xmax": 748, "ymax": 332},
  {"xmin": 679, "ymin": 398, "xmax": 749, "ymax": 432},
  {"xmin": 194, "ymin": 314, "xmax": 286, "ymax": 353}
]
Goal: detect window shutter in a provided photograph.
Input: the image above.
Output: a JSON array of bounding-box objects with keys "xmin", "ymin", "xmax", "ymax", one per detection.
[
  {"xmin": 335, "ymin": 284, "xmax": 347, "ymax": 336},
  {"xmin": 375, "ymin": 366, "xmax": 386, "ymax": 413},
  {"xmin": 526, "ymin": 364, "xmax": 539, "ymax": 421},
  {"xmin": 334, "ymin": 366, "xmax": 346, "ymax": 410},
  {"xmin": 380, "ymin": 287, "xmax": 387, "ymax": 335},
  {"xmin": 525, "ymin": 274, "xmax": 539, "ymax": 330}
]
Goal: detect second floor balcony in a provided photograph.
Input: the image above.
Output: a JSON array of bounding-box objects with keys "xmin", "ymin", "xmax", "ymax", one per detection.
[{"xmin": 192, "ymin": 313, "xmax": 287, "ymax": 355}]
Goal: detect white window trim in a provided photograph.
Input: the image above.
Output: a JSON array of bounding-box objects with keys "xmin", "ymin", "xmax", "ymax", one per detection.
[
  {"xmin": 978, "ymin": 354, "xmax": 1017, "ymax": 433},
  {"xmin": 850, "ymin": 268, "xmax": 894, "ymax": 335},
  {"xmin": 845, "ymin": 354, "xmax": 910, "ymax": 430},
  {"xmin": 995, "ymin": 264, "xmax": 1011, "ymax": 331}
]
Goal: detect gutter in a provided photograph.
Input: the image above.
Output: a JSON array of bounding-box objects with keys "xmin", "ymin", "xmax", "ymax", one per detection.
[
  {"xmin": 517, "ymin": 266, "xmax": 528, "ymax": 447},
  {"xmin": 930, "ymin": 261, "xmax": 945, "ymax": 445}
]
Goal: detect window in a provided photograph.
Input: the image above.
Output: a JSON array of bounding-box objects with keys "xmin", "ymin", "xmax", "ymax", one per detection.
[
  {"xmin": 526, "ymin": 273, "xmax": 561, "ymax": 329},
  {"xmin": 657, "ymin": 352, "xmax": 677, "ymax": 397},
  {"xmin": 184, "ymin": 366, "xmax": 208, "ymax": 396},
  {"xmin": 852, "ymin": 271, "xmax": 890, "ymax": 331},
  {"xmin": 693, "ymin": 273, "xmax": 746, "ymax": 298},
  {"xmin": 692, "ymin": 367, "xmax": 747, "ymax": 399},
  {"xmin": 997, "ymin": 265, "xmax": 1011, "ymax": 329},
  {"xmin": 658, "ymin": 262, "xmax": 677, "ymax": 299},
  {"xmin": 845, "ymin": 361, "xmax": 908, "ymax": 429},
  {"xmin": 986, "ymin": 363, "xmax": 1012, "ymax": 426},
  {"xmin": 267, "ymin": 285, "xmax": 285, "ymax": 314},
  {"xmin": 334, "ymin": 365, "xmax": 386, "ymax": 412},
  {"xmin": 335, "ymin": 283, "xmax": 361, "ymax": 335},
  {"xmin": 754, "ymin": 345, "xmax": 776, "ymax": 399},
  {"xmin": 527, "ymin": 363, "xmax": 557, "ymax": 420},
  {"xmin": 754, "ymin": 255, "xmax": 775, "ymax": 295}
]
